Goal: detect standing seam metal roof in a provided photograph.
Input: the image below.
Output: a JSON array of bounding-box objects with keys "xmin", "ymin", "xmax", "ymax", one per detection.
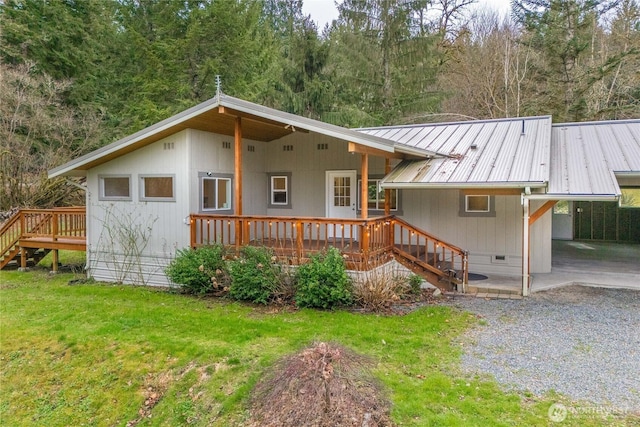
[
  {"xmin": 358, "ymin": 116, "xmax": 552, "ymax": 187},
  {"xmin": 548, "ymin": 120, "xmax": 640, "ymax": 197}
]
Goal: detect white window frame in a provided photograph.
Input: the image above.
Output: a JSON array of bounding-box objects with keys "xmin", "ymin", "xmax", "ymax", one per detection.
[
  {"xmin": 99, "ymin": 175, "xmax": 131, "ymax": 201},
  {"xmin": 268, "ymin": 172, "xmax": 291, "ymax": 209},
  {"xmin": 200, "ymin": 173, "xmax": 233, "ymax": 212},
  {"xmin": 458, "ymin": 192, "xmax": 496, "ymax": 217},
  {"xmin": 465, "ymin": 195, "xmax": 490, "ymax": 213},
  {"xmin": 357, "ymin": 178, "xmax": 399, "ymax": 212},
  {"xmin": 139, "ymin": 174, "xmax": 176, "ymax": 202}
]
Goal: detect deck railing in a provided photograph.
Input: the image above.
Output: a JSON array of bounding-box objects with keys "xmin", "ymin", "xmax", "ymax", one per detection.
[
  {"xmin": 391, "ymin": 217, "xmax": 469, "ymax": 287},
  {"xmin": 190, "ymin": 214, "xmax": 395, "ymax": 269},
  {"xmin": 0, "ymin": 208, "xmax": 86, "ymax": 268},
  {"xmin": 190, "ymin": 214, "xmax": 468, "ymax": 286}
]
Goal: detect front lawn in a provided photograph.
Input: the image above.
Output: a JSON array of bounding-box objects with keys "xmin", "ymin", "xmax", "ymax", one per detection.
[{"xmin": 0, "ymin": 268, "xmax": 617, "ymax": 426}]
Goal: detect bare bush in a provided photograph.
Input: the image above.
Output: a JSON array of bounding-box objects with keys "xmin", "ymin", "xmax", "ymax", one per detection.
[
  {"xmin": 352, "ymin": 265, "xmax": 412, "ymax": 312},
  {"xmin": 248, "ymin": 342, "xmax": 393, "ymax": 427}
]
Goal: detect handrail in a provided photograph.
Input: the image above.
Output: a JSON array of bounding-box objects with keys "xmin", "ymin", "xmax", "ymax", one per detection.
[
  {"xmin": 391, "ymin": 216, "xmax": 468, "ymax": 287},
  {"xmin": 0, "ymin": 208, "xmax": 86, "ymax": 264},
  {"xmin": 190, "ymin": 214, "xmax": 395, "ymax": 269},
  {"xmin": 190, "ymin": 213, "xmax": 467, "ymax": 288},
  {"xmin": 0, "ymin": 211, "xmax": 22, "ymax": 259}
]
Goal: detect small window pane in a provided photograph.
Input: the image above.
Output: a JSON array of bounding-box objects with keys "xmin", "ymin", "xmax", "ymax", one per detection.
[
  {"xmin": 466, "ymin": 195, "xmax": 489, "ymax": 212},
  {"xmin": 620, "ymin": 188, "xmax": 640, "ymax": 208},
  {"xmin": 217, "ymin": 179, "xmax": 230, "ymax": 209},
  {"xmin": 144, "ymin": 177, "xmax": 173, "ymax": 198},
  {"xmin": 273, "ymin": 177, "xmax": 286, "ymax": 190},
  {"xmin": 104, "ymin": 177, "xmax": 129, "ymax": 198},
  {"xmin": 203, "ymin": 179, "xmax": 216, "ymax": 209},
  {"xmin": 553, "ymin": 200, "xmax": 569, "ymax": 214},
  {"xmin": 273, "ymin": 192, "xmax": 287, "ymax": 204}
]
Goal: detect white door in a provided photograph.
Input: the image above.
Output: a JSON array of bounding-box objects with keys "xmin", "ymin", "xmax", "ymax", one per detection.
[
  {"xmin": 326, "ymin": 170, "xmax": 357, "ymax": 238},
  {"xmin": 552, "ymin": 200, "xmax": 574, "ymax": 240}
]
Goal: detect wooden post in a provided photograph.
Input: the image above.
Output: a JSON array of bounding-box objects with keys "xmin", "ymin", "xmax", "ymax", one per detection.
[
  {"xmin": 20, "ymin": 247, "xmax": 27, "ymax": 270},
  {"xmin": 190, "ymin": 217, "xmax": 196, "ymax": 248},
  {"xmin": 234, "ymin": 117, "xmax": 243, "ymax": 248},
  {"xmin": 361, "ymin": 153, "xmax": 368, "ymax": 219},
  {"xmin": 296, "ymin": 221, "xmax": 304, "ymax": 260},
  {"xmin": 52, "ymin": 249, "xmax": 59, "ymax": 273},
  {"xmin": 52, "ymin": 212, "xmax": 59, "ymax": 241},
  {"xmin": 384, "ymin": 158, "xmax": 391, "ymax": 216}
]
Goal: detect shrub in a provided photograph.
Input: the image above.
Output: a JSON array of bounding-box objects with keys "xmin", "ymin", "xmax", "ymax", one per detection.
[
  {"xmin": 229, "ymin": 246, "xmax": 281, "ymax": 304},
  {"xmin": 408, "ymin": 274, "xmax": 423, "ymax": 295},
  {"xmin": 295, "ymin": 248, "xmax": 352, "ymax": 309},
  {"xmin": 165, "ymin": 245, "xmax": 229, "ymax": 295},
  {"xmin": 353, "ymin": 264, "xmax": 411, "ymax": 311},
  {"xmin": 248, "ymin": 341, "xmax": 392, "ymax": 427}
]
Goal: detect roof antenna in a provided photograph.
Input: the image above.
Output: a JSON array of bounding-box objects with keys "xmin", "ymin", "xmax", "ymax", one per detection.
[{"xmin": 215, "ymin": 75, "xmax": 222, "ymax": 100}]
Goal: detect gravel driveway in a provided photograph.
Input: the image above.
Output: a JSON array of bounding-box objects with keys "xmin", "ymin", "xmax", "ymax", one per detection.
[{"xmin": 447, "ymin": 285, "xmax": 640, "ymax": 413}]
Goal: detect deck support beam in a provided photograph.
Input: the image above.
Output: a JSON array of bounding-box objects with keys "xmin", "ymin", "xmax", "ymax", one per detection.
[
  {"xmin": 384, "ymin": 158, "xmax": 391, "ymax": 216},
  {"xmin": 361, "ymin": 153, "xmax": 369, "ymax": 220},
  {"xmin": 51, "ymin": 249, "xmax": 59, "ymax": 273},
  {"xmin": 234, "ymin": 117, "xmax": 243, "ymax": 250},
  {"xmin": 361, "ymin": 153, "xmax": 369, "ymax": 267}
]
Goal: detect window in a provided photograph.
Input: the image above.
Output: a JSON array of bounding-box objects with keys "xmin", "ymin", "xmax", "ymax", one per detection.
[
  {"xmin": 268, "ymin": 172, "xmax": 291, "ymax": 208},
  {"xmin": 553, "ymin": 200, "xmax": 570, "ymax": 214},
  {"xmin": 458, "ymin": 192, "xmax": 496, "ymax": 217},
  {"xmin": 466, "ymin": 195, "xmax": 490, "ymax": 212},
  {"xmin": 201, "ymin": 174, "xmax": 232, "ymax": 211},
  {"xmin": 620, "ymin": 188, "xmax": 640, "ymax": 208},
  {"xmin": 99, "ymin": 175, "xmax": 131, "ymax": 201},
  {"xmin": 357, "ymin": 179, "xmax": 398, "ymax": 211},
  {"xmin": 140, "ymin": 175, "xmax": 175, "ymax": 202}
]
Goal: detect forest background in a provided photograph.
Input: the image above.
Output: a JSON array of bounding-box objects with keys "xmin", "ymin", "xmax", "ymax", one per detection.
[{"xmin": 1, "ymin": 0, "xmax": 639, "ymax": 210}]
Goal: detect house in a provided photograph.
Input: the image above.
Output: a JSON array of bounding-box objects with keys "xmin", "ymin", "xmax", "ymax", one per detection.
[{"xmin": 12, "ymin": 93, "xmax": 640, "ymax": 295}]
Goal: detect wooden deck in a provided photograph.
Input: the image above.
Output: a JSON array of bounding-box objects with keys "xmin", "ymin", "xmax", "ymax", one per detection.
[
  {"xmin": 0, "ymin": 208, "xmax": 86, "ymax": 271},
  {"xmin": 190, "ymin": 214, "xmax": 469, "ymax": 290},
  {"xmin": 1, "ymin": 208, "xmax": 469, "ymax": 291}
]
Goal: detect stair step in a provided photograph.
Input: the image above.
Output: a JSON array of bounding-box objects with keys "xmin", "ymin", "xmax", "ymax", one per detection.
[{"xmin": 467, "ymin": 285, "xmax": 521, "ymax": 295}]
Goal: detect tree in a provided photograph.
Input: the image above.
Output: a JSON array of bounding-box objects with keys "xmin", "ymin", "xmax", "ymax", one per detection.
[
  {"xmin": 0, "ymin": 61, "xmax": 103, "ymax": 210},
  {"xmin": 324, "ymin": 0, "xmax": 441, "ymax": 126},
  {"xmin": 512, "ymin": 0, "xmax": 629, "ymax": 121}
]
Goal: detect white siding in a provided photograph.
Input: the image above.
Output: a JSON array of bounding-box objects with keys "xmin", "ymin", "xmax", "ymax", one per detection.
[
  {"xmin": 401, "ymin": 189, "xmax": 525, "ymax": 275},
  {"xmin": 188, "ymin": 129, "xmax": 267, "ymax": 215},
  {"xmin": 264, "ymin": 133, "xmax": 388, "ymax": 217},
  {"xmin": 86, "ymin": 131, "xmax": 189, "ymax": 286}
]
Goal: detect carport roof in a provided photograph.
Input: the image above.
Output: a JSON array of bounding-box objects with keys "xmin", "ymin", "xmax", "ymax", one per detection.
[{"xmin": 547, "ymin": 120, "xmax": 640, "ymax": 198}]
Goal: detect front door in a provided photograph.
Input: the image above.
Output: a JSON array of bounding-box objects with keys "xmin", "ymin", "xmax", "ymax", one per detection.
[{"xmin": 326, "ymin": 170, "xmax": 357, "ymax": 237}]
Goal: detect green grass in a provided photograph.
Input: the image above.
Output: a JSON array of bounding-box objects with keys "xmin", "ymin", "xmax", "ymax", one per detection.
[{"xmin": 1, "ymin": 268, "xmax": 635, "ymax": 426}]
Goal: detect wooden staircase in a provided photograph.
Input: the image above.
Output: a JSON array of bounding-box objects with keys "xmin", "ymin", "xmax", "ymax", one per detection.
[
  {"xmin": 0, "ymin": 208, "xmax": 86, "ymax": 270},
  {"xmin": 389, "ymin": 217, "xmax": 468, "ymax": 292}
]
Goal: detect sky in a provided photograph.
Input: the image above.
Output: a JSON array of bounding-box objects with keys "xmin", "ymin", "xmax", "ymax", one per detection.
[{"xmin": 302, "ymin": 0, "xmax": 513, "ymax": 29}]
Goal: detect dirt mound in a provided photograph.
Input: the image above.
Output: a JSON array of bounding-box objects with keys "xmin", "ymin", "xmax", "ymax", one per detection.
[{"xmin": 248, "ymin": 342, "xmax": 393, "ymax": 426}]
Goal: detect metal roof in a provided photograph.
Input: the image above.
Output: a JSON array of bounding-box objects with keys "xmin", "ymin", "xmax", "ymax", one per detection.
[
  {"xmin": 358, "ymin": 116, "xmax": 552, "ymax": 188},
  {"xmin": 50, "ymin": 94, "xmax": 434, "ymax": 178},
  {"xmin": 547, "ymin": 120, "xmax": 640, "ymax": 198}
]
